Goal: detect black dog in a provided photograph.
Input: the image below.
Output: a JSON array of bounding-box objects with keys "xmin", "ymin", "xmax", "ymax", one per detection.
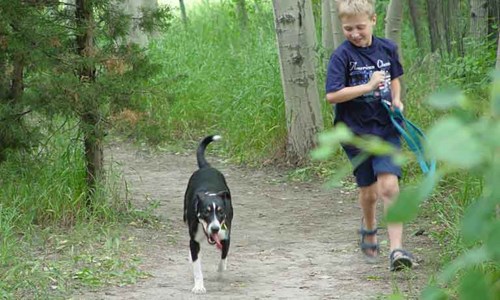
[{"xmin": 184, "ymin": 135, "xmax": 233, "ymax": 294}]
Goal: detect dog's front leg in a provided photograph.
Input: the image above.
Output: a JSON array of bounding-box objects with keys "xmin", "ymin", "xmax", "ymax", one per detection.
[
  {"xmin": 218, "ymin": 238, "xmax": 230, "ymax": 272},
  {"xmin": 190, "ymin": 240, "xmax": 206, "ymax": 294}
]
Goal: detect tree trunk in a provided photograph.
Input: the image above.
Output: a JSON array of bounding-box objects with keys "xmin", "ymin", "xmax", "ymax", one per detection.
[
  {"xmin": 489, "ymin": 0, "xmax": 500, "ymax": 38},
  {"xmin": 321, "ymin": 0, "xmax": 334, "ymax": 67},
  {"xmin": 179, "ymin": 0, "xmax": 188, "ymax": 27},
  {"xmin": 385, "ymin": 0, "xmax": 404, "ymax": 59},
  {"xmin": 496, "ymin": 30, "xmax": 500, "ymax": 70},
  {"xmin": 123, "ymin": 0, "xmax": 158, "ymax": 47},
  {"xmin": 385, "ymin": 0, "xmax": 406, "ymax": 98},
  {"xmin": 426, "ymin": 0, "xmax": 442, "ymax": 53},
  {"xmin": 272, "ymin": 0, "xmax": 324, "ymax": 165},
  {"xmin": 443, "ymin": 0, "xmax": 463, "ymax": 56},
  {"xmin": 408, "ymin": 0, "xmax": 425, "ymax": 50},
  {"xmin": 470, "ymin": 0, "xmax": 488, "ymax": 40},
  {"xmin": 236, "ymin": 0, "xmax": 248, "ymax": 28},
  {"xmin": 0, "ymin": 21, "xmax": 26, "ymax": 163},
  {"xmin": 329, "ymin": 0, "xmax": 344, "ymax": 50},
  {"xmin": 75, "ymin": 0, "xmax": 103, "ymax": 204}
]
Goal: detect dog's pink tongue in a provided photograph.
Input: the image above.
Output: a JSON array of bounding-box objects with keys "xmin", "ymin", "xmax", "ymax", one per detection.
[{"xmin": 211, "ymin": 233, "xmax": 222, "ymax": 250}]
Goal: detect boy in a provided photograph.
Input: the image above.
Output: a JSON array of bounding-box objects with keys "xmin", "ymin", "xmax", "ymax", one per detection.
[{"xmin": 325, "ymin": 0, "xmax": 413, "ymax": 271}]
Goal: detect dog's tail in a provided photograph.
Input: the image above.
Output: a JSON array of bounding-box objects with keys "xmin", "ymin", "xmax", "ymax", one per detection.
[{"xmin": 197, "ymin": 135, "xmax": 221, "ymax": 169}]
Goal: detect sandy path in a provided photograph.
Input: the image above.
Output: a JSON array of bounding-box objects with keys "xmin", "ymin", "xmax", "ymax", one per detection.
[{"xmin": 76, "ymin": 142, "xmax": 435, "ymax": 299}]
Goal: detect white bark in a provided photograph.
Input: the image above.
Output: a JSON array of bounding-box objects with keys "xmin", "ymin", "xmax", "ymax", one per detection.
[
  {"xmin": 123, "ymin": 0, "xmax": 158, "ymax": 47},
  {"xmin": 470, "ymin": 0, "xmax": 488, "ymax": 40},
  {"xmin": 321, "ymin": 0, "xmax": 334, "ymax": 67},
  {"xmin": 329, "ymin": 0, "xmax": 344, "ymax": 50},
  {"xmin": 385, "ymin": 0, "xmax": 404, "ymax": 59},
  {"xmin": 272, "ymin": 0, "xmax": 324, "ymax": 164}
]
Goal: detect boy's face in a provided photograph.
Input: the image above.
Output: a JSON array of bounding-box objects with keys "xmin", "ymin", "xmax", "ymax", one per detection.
[{"xmin": 340, "ymin": 13, "xmax": 376, "ymax": 48}]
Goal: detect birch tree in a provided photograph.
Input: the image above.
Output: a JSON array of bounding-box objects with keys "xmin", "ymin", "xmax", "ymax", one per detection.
[
  {"xmin": 443, "ymin": 0, "xmax": 463, "ymax": 56},
  {"xmin": 385, "ymin": 0, "xmax": 405, "ymax": 97},
  {"xmin": 122, "ymin": 0, "xmax": 158, "ymax": 47},
  {"xmin": 385, "ymin": 0, "xmax": 404, "ymax": 59},
  {"xmin": 426, "ymin": 0, "xmax": 441, "ymax": 53},
  {"xmin": 179, "ymin": 0, "xmax": 188, "ymax": 26},
  {"xmin": 329, "ymin": 0, "xmax": 344, "ymax": 50},
  {"xmin": 272, "ymin": 0, "xmax": 324, "ymax": 164},
  {"xmin": 496, "ymin": 30, "xmax": 500, "ymax": 70},
  {"xmin": 408, "ymin": 0, "xmax": 425, "ymax": 49},
  {"xmin": 470, "ymin": 0, "xmax": 488, "ymax": 40},
  {"xmin": 322, "ymin": 0, "xmax": 334, "ymax": 67}
]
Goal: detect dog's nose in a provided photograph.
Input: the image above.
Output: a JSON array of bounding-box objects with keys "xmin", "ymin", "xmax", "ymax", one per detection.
[{"xmin": 211, "ymin": 225, "xmax": 220, "ymax": 233}]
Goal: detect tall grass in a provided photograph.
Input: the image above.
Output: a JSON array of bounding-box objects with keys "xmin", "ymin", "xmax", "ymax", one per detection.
[
  {"xmin": 142, "ymin": 2, "xmax": 286, "ymax": 163},
  {"xmin": 138, "ymin": 0, "xmax": 498, "ymax": 296},
  {"xmin": 0, "ymin": 119, "xmax": 143, "ymax": 298}
]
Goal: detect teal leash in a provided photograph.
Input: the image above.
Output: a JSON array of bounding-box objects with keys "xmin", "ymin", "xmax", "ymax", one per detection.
[{"xmin": 381, "ymin": 100, "xmax": 436, "ymax": 175}]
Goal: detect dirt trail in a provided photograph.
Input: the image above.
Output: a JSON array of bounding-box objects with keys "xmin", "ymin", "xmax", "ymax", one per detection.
[{"xmin": 77, "ymin": 142, "xmax": 435, "ymax": 300}]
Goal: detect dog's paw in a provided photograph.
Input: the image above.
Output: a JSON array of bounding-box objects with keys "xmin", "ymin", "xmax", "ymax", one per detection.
[
  {"xmin": 192, "ymin": 285, "xmax": 206, "ymax": 294},
  {"xmin": 217, "ymin": 259, "xmax": 227, "ymax": 272}
]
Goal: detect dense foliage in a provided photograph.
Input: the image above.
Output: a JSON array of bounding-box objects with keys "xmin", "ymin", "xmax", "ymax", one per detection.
[{"xmin": 0, "ymin": 0, "xmax": 498, "ymax": 297}]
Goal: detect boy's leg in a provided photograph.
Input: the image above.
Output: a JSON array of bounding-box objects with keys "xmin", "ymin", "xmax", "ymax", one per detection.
[
  {"xmin": 376, "ymin": 173, "xmax": 403, "ymax": 251},
  {"xmin": 359, "ymin": 183, "xmax": 378, "ymax": 256}
]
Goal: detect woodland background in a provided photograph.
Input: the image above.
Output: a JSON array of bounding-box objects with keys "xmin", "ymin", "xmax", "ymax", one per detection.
[{"xmin": 0, "ymin": 0, "xmax": 499, "ymax": 298}]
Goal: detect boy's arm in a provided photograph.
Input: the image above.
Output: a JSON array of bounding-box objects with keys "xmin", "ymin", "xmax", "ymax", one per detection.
[
  {"xmin": 326, "ymin": 71, "xmax": 386, "ymax": 104},
  {"xmin": 391, "ymin": 77, "xmax": 404, "ymax": 111}
]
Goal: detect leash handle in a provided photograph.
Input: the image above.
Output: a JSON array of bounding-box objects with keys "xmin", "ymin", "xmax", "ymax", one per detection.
[{"xmin": 381, "ymin": 100, "xmax": 436, "ymax": 175}]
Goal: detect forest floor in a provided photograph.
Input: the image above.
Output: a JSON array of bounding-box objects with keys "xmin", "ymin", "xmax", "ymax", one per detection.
[{"xmin": 74, "ymin": 141, "xmax": 438, "ymax": 300}]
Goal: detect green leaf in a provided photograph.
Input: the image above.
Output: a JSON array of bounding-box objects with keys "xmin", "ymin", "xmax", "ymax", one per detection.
[
  {"xmin": 386, "ymin": 170, "xmax": 440, "ymax": 223},
  {"xmin": 323, "ymin": 162, "xmax": 353, "ymax": 189},
  {"xmin": 486, "ymin": 220, "xmax": 500, "ymax": 260},
  {"xmin": 317, "ymin": 123, "xmax": 354, "ymax": 146},
  {"xmin": 426, "ymin": 88, "xmax": 468, "ymax": 110},
  {"xmin": 353, "ymin": 135, "xmax": 396, "ymax": 156},
  {"xmin": 461, "ymin": 197, "xmax": 496, "ymax": 244},
  {"xmin": 386, "ymin": 187, "xmax": 421, "ymax": 223},
  {"xmin": 310, "ymin": 146, "xmax": 335, "ymax": 161},
  {"xmin": 459, "ymin": 270, "xmax": 493, "ymax": 300},
  {"xmin": 421, "ymin": 286, "xmax": 449, "ymax": 300},
  {"xmin": 438, "ymin": 246, "xmax": 490, "ymax": 283},
  {"xmin": 312, "ymin": 124, "xmax": 354, "ymax": 160},
  {"xmin": 426, "ymin": 117, "xmax": 486, "ymax": 169}
]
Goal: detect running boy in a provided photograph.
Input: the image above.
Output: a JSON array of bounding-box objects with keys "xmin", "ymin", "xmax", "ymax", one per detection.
[{"xmin": 325, "ymin": 0, "xmax": 413, "ymax": 271}]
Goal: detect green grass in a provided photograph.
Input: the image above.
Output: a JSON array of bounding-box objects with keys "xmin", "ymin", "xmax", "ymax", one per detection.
[
  {"xmin": 137, "ymin": 2, "xmax": 287, "ymax": 163},
  {"xmin": 134, "ymin": 1, "xmax": 497, "ymax": 298},
  {"xmin": 0, "ymin": 1, "xmax": 497, "ymax": 298},
  {"xmin": 0, "ymin": 119, "xmax": 152, "ymax": 298}
]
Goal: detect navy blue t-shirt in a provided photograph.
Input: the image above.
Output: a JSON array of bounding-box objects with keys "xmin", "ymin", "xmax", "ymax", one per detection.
[{"xmin": 325, "ymin": 36, "xmax": 403, "ymax": 136}]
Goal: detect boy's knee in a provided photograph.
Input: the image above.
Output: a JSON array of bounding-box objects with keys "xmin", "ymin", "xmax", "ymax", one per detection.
[{"xmin": 377, "ymin": 173, "xmax": 399, "ymax": 200}]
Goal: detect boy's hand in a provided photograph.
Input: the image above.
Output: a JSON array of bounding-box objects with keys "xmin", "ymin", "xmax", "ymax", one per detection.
[
  {"xmin": 368, "ymin": 71, "xmax": 385, "ymax": 91},
  {"xmin": 392, "ymin": 98, "xmax": 404, "ymax": 112}
]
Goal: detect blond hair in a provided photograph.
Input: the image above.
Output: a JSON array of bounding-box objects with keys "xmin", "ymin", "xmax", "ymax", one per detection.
[{"xmin": 336, "ymin": 0, "xmax": 376, "ymax": 19}]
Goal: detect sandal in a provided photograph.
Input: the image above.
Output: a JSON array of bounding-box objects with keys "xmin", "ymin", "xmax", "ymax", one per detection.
[
  {"xmin": 389, "ymin": 248, "xmax": 414, "ymax": 271},
  {"xmin": 359, "ymin": 219, "xmax": 379, "ymax": 261}
]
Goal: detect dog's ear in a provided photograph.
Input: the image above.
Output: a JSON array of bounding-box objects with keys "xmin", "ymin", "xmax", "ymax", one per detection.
[
  {"xmin": 217, "ymin": 191, "xmax": 231, "ymax": 202},
  {"xmin": 194, "ymin": 192, "xmax": 205, "ymax": 215}
]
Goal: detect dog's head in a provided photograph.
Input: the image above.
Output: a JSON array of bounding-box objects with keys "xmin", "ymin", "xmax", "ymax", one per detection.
[{"xmin": 195, "ymin": 191, "xmax": 231, "ymax": 248}]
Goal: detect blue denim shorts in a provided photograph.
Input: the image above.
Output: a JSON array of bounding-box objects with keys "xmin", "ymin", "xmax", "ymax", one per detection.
[{"xmin": 342, "ymin": 134, "xmax": 402, "ymax": 187}]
